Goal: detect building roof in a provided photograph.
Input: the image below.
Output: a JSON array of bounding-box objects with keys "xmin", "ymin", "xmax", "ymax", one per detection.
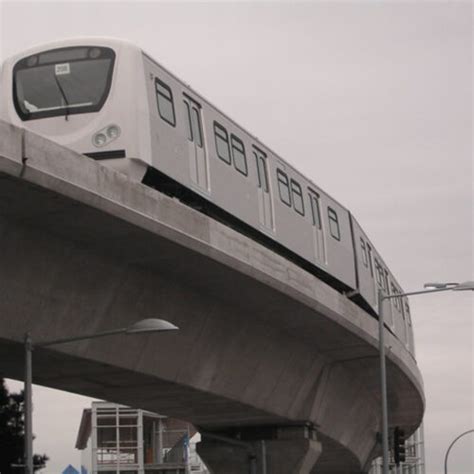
[{"xmin": 75, "ymin": 402, "xmax": 197, "ymax": 450}]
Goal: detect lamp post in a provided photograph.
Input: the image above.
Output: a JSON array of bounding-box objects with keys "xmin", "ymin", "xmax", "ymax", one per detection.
[
  {"xmin": 378, "ymin": 281, "xmax": 474, "ymax": 474},
  {"xmin": 23, "ymin": 318, "xmax": 179, "ymax": 474},
  {"xmin": 444, "ymin": 429, "xmax": 474, "ymax": 474}
]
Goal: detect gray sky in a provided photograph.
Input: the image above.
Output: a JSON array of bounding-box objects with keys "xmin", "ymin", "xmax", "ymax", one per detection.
[{"xmin": 1, "ymin": 1, "xmax": 472, "ymax": 473}]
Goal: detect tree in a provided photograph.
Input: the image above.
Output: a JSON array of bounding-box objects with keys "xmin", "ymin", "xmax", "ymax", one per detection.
[{"xmin": 0, "ymin": 378, "xmax": 48, "ymax": 473}]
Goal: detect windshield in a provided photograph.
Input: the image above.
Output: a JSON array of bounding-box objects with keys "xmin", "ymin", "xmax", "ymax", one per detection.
[{"xmin": 13, "ymin": 46, "xmax": 115, "ymax": 120}]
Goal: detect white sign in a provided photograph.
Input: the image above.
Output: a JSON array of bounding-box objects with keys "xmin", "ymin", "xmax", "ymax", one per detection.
[{"xmin": 55, "ymin": 63, "xmax": 70, "ymax": 75}]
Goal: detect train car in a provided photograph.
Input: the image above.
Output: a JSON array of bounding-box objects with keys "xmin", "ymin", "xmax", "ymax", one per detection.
[
  {"xmin": 0, "ymin": 37, "xmax": 415, "ymax": 355},
  {"xmin": 350, "ymin": 215, "xmax": 413, "ymax": 352}
]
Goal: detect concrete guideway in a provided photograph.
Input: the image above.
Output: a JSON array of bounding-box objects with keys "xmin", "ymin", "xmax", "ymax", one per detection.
[{"xmin": 0, "ymin": 121, "xmax": 424, "ymax": 473}]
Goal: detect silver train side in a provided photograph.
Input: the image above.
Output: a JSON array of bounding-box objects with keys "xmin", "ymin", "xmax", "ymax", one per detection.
[{"xmin": 0, "ymin": 37, "xmax": 415, "ymax": 356}]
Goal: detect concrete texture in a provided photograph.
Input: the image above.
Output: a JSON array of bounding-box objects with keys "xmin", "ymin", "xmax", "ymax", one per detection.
[
  {"xmin": 198, "ymin": 427, "xmax": 322, "ymax": 474},
  {"xmin": 0, "ymin": 120, "xmax": 424, "ymax": 472}
]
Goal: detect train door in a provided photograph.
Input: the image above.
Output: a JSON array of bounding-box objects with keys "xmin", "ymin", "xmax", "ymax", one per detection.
[
  {"xmin": 308, "ymin": 189, "xmax": 326, "ymax": 264},
  {"xmin": 183, "ymin": 95, "xmax": 209, "ymax": 191},
  {"xmin": 253, "ymin": 147, "xmax": 274, "ymax": 231},
  {"xmin": 366, "ymin": 242, "xmax": 379, "ymax": 306}
]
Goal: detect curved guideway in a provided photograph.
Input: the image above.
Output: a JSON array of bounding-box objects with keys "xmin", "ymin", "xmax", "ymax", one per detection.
[{"xmin": 0, "ymin": 121, "xmax": 424, "ymax": 473}]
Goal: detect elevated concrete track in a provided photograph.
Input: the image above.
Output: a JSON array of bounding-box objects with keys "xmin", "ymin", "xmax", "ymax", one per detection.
[{"xmin": 0, "ymin": 121, "xmax": 424, "ymax": 473}]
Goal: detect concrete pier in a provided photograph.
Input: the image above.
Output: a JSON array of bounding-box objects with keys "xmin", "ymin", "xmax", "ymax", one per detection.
[{"xmin": 198, "ymin": 426, "xmax": 322, "ymax": 474}]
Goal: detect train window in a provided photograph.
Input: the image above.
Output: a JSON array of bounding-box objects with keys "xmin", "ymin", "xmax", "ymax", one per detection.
[
  {"xmin": 390, "ymin": 283, "xmax": 397, "ymax": 308},
  {"xmin": 183, "ymin": 96, "xmax": 203, "ymax": 148},
  {"xmin": 191, "ymin": 107, "xmax": 203, "ymax": 148},
  {"xmin": 308, "ymin": 190, "xmax": 322, "ymax": 229},
  {"xmin": 378, "ymin": 264, "xmax": 384, "ymax": 288},
  {"xmin": 255, "ymin": 151, "xmax": 269, "ymax": 192},
  {"xmin": 366, "ymin": 242, "xmax": 374, "ymax": 278},
  {"xmin": 155, "ymin": 79, "xmax": 176, "ymax": 127},
  {"xmin": 13, "ymin": 46, "xmax": 116, "ymax": 121},
  {"xmin": 291, "ymin": 179, "xmax": 304, "ymax": 216},
  {"xmin": 374, "ymin": 259, "xmax": 380, "ymax": 286},
  {"xmin": 277, "ymin": 169, "xmax": 291, "ymax": 207},
  {"xmin": 231, "ymin": 135, "xmax": 248, "ymax": 176},
  {"xmin": 360, "ymin": 238, "xmax": 368, "ymax": 267},
  {"xmin": 214, "ymin": 122, "xmax": 231, "ymax": 164},
  {"xmin": 184, "ymin": 101, "xmax": 193, "ymax": 141},
  {"xmin": 374, "ymin": 259, "xmax": 384, "ymax": 288},
  {"xmin": 383, "ymin": 269, "xmax": 390, "ymax": 293},
  {"xmin": 327, "ymin": 207, "xmax": 341, "ymax": 241},
  {"xmin": 391, "ymin": 283, "xmax": 401, "ymax": 311},
  {"xmin": 405, "ymin": 302, "xmax": 412, "ymax": 326}
]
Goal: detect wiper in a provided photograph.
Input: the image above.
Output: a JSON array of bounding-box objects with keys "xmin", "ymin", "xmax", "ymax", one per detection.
[
  {"xmin": 24, "ymin": 100, "xmax": 39, "ymax": 113},
  {"xmin": 53, "ymin": 74, "xmax": 70, "ymax": 121}
]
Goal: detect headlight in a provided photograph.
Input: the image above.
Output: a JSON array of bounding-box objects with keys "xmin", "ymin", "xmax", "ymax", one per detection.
[
  {"xmin": 106, "ymin": 125, "xmax": 120, "ymax": 139},
  {"xmin": 93, "ymin": 133, "xmax": 107, "ymax": 147},
  {"xmin": 92, "ymin": 124, "xmax": 121, "ymax": 148}
]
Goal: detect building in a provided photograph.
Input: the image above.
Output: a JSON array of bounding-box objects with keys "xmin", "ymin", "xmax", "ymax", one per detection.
[{"xmin": 76, "ymin": 402, "xmax": 209, "ymax": 474}]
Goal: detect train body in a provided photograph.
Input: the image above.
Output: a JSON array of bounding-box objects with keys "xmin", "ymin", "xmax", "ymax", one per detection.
[{"xmin": 0, "ymin": 38, "xmax": 415, "ymax": 355}]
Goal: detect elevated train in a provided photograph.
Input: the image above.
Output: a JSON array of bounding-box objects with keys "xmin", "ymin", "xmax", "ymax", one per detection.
[{"xmin": 0, "ymin": 38, "xmax": 415, "ymax": 355}]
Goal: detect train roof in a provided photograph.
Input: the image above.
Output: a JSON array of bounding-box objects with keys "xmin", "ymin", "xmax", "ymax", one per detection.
[{"xmin": 1, "ymin": 36, "xmax": 140, "ymax": 64}]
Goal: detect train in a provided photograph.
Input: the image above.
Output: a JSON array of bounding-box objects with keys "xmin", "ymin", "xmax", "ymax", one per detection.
[{"xmin": 0, "ymin": 37, "xmax": 415, "ymax": 355}]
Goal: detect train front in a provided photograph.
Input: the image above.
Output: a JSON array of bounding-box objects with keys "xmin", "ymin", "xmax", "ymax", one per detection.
[{"xmin": 0, "ymin": 38, "xmax": 150, "ymax": 180}]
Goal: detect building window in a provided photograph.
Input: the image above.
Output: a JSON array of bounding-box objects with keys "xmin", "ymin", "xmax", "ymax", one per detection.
[
  {"xmin": 327, "ymin": 207, "xmax": 340, "ymax": 241},
  {"xmin": 291, "ymin": 179, "xmax": 304, "ymax": 215},
  {"xmin": 155, "ymin": 78, "xmax": 175, "ymax": 126},
  {"xmin": 360, "ymin": 238, "xmax": 368, "ymax": 267},
  {"xmin": 231, "ymin": 134, "xmax": 248, "ymax": 176},
  {"xmin": 308, "ymin": 190, "xmax": 322, "ymax": 229},
  {"xmin": 214, "ymin": 122, "xmax": 231, "ymax": 164},
  {"xmin": 277, "ymin": 169, "xmax": 291, "ymax": 206}
]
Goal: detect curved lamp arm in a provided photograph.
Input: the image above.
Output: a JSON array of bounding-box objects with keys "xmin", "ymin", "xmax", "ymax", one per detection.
[
  {"xmin": 444, "ymin": 429, "xmax": 474, "ymax": 474},
  {"xmin": 36, "ymin": 318, "xmax": 178, "ymax": 348}
]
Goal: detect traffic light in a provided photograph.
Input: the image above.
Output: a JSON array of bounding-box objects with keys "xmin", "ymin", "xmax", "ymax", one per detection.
[{"xmin": 393, "ymin": 427, "xmax": 406, "ymax": 465}]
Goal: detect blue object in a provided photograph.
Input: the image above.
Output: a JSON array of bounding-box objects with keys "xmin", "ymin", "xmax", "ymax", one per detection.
[{"xmin": 62, "ymin": 465, "xmax": 79, "ymax": 474}]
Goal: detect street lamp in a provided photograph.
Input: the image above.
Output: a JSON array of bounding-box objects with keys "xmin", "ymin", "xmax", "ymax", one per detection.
[
  {"xmin": 378, "ymin": 281, "xmax": 474, "ymax": 474},
  {"xmin": 23, "ymin": 318, "xmax": 179, "ymax": 474},
  {"xmin": 444, "ymin": 429, "xmax": 474, "ymax": 474}
]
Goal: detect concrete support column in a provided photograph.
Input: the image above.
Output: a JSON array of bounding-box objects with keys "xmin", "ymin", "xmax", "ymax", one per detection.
[
  {"xmin": 197, "ymin": 425, "xmax": 322, "ymax": 474},
  {"xmin": 197, "ymin": 439, "xmax": 254, "ymax": 474},
  {"xmin": 259, "ymin": 425, "xmax": 322, "ymax": 474}
]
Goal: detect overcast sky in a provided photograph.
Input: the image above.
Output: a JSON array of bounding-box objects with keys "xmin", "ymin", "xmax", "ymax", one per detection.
[{"xmin": 1, "ymin": 1, "xmax": 472, "ymax": 473}]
